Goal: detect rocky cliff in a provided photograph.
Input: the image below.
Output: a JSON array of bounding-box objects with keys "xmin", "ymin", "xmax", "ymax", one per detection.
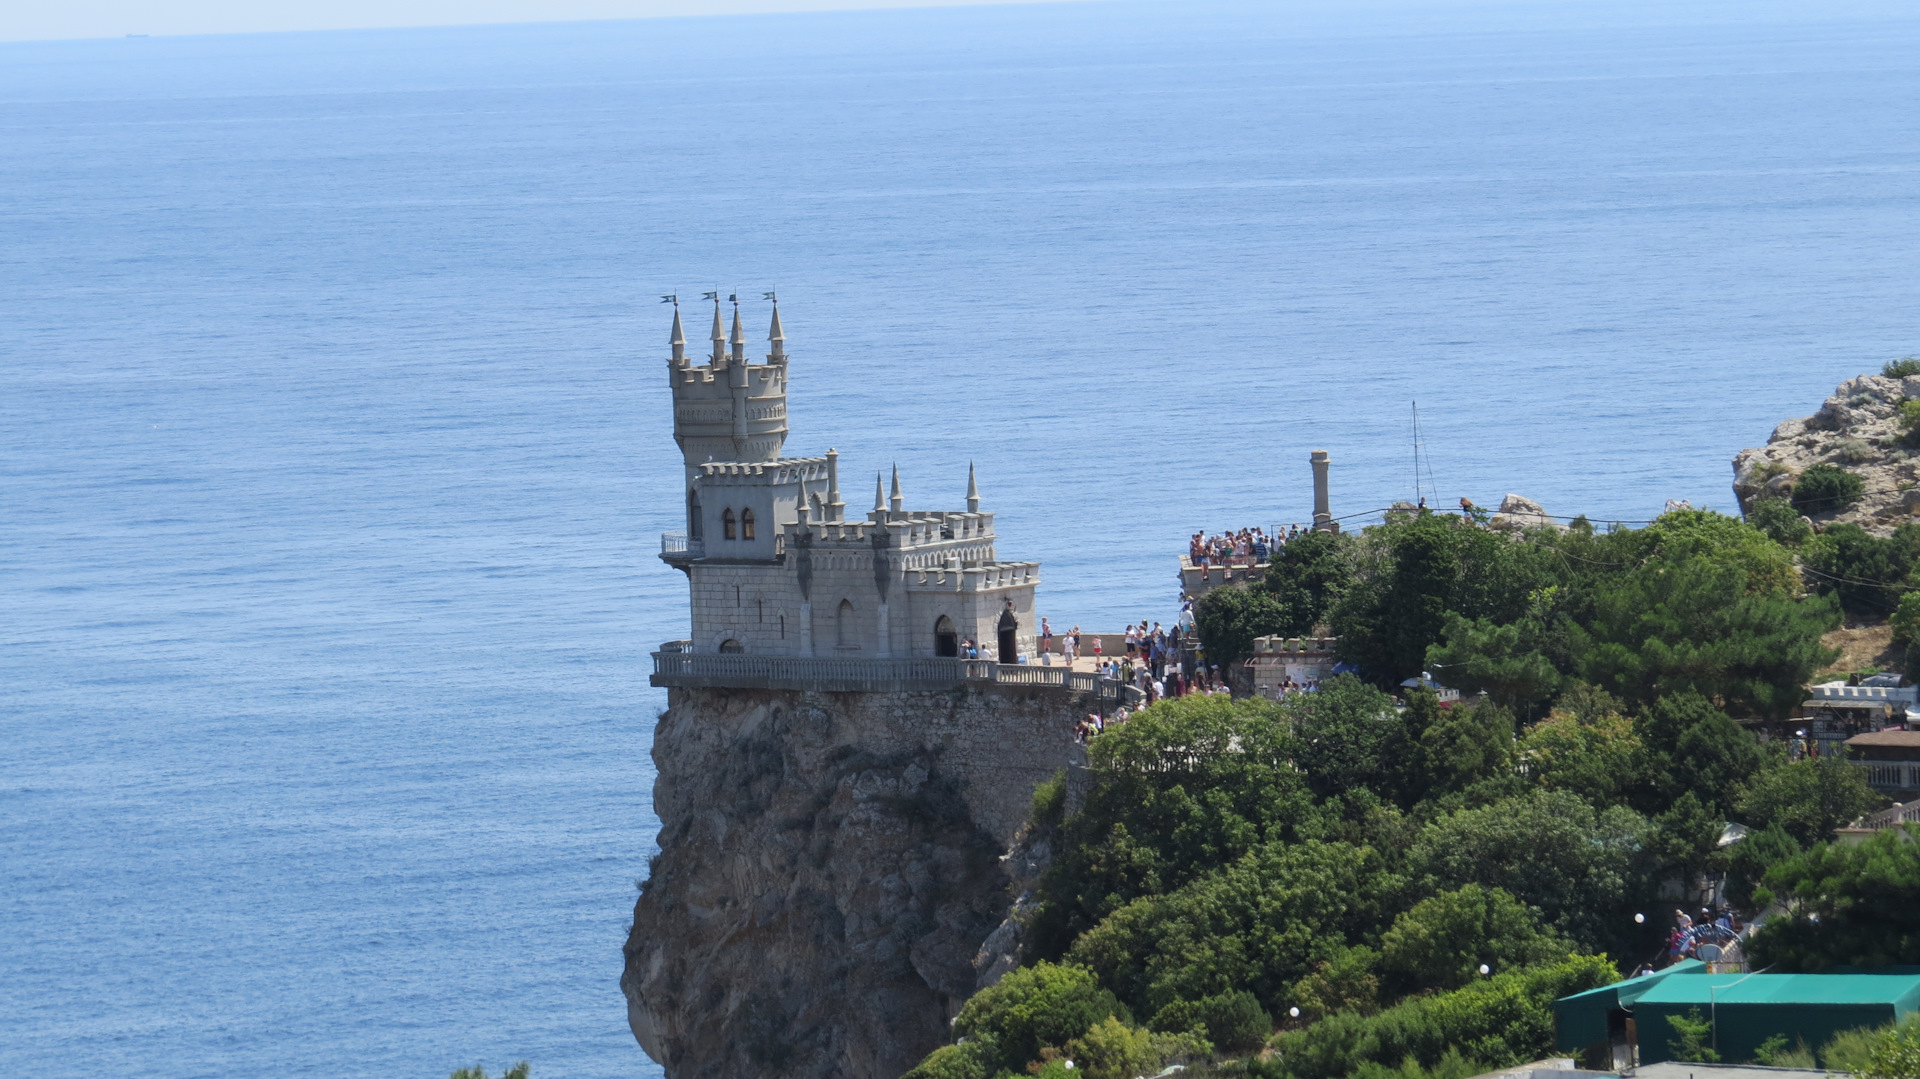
[
  {"xmin": 1733, "ymin": 372, "xmax": 1920, "ymax": 532},
  {"xmin": 622, "ymin": 685, "xmax": 1085, "ymax": 1079}
]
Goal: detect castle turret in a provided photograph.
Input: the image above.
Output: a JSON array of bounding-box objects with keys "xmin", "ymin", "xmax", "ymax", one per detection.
[
  {"xmin": 966, "ymin": 462, "xmax": 980, "ymax": 513},
  {"xmin": 668, "ymin": 297, "xmax": 790, "ymax": 484},
  {"xmin": 767, "ymin": 302, "xmax": 786, "ymax": 363}
]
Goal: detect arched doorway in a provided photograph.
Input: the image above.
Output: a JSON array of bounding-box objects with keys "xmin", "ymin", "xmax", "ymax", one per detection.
[
  {"xmin": 687, "ymin": 489, "xmax": 702, "ymax": 539},
  {"xmin": 719, "ymin": 639, "xmax": 744, "ymax": 654},
  {"xmin": 997, "ymin": 609, "xmax": 1018, "ymax": 665},
  {"xmin": 836, "ymin": 599, "xmax": 854, "ymax": 648},
  {"xmin": 934, "ymin": 615, "xmax": 957, "ymax": 658}
]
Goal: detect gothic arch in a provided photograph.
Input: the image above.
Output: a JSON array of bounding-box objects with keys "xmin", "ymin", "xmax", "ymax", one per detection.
[
  {"xmin": 934, "ymin": 615, "xmax": 957, "ymax": 658},
  {"xmin": 719, "ymin": 639, "xmax": 744, "ymax": 654},
  {"xmin": 836, "ymin": 599, "xmax": 855, "ymax": 648},
  {"xmin": 721, "ymin": 508, "xmax": 737, "ymax": 540},
  {"xmin": 741, "ymin": 508, "xmax": 755, "ymax": 541}
]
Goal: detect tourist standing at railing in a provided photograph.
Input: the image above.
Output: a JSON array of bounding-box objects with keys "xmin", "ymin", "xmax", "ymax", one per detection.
[
  {"xmin": 1124, "ymin": 624, "xmax": 1138, "ymax": 657},
  {"xmin": 1041, "ymin": 617, "xmax": 1052, "ymax": 655}
]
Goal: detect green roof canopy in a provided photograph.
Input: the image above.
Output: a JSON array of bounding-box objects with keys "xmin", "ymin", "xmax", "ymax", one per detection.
[
  {"xmin": 1559, "ymin": 968, "xmax": 1920, "ymax": 1062},
  {"xmin": 1553, "ymin": 961, "xmax": 1704, "ymax": 1050}
]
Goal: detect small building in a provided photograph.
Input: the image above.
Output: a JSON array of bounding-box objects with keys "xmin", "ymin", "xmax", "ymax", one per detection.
[
  {"xmin": 1844, "ymin": 729, "xmax": 1920, "ymax": 797},
  {"xmin": 1801, "ymin": 681, "xmax": 1916, "ymax": 756},
  {"xmin": 1556, "ymin": 965, "xmax": 1920, "ymax": 1067},
  {"xmin": 1248, "ymin": 636, "xmax": 1338, "ymax": 700}
]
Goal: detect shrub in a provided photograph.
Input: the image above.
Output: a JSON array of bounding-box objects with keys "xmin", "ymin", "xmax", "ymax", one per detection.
[
  {"xmin": 1827, "ymin": 1024, "xmax": 1890, "ymax": 1073},
  {"xmin": 1747, "ymin": 826, "xmax": 1920, "ymax": 970},
  {"xmin": 1833, "ymin": 438, "xmax": 1878, "ymax": 464},
  {"xmin": 1800, "ymin": 523, "xmax": 1920, "ymax": 616},
  {"xmin": 1885, "ymin": 357, "xmax": 1920, "ymax": 379},
  {"xmin": 1031, "ymin": 769, "xmax": 1067, "ymax": 829},
  {"xmin": 1264, "ymin": 954, "xmax": 1617, "ymax": 1079},
  {"xmin": 949, "ymin": 962, "xmax": 1130, "ymax": 1074},
  {"xmin": 1793, "ymin": 463, "xmax": 1865, "ymax": 515},
  {"xmin": 1063, "ymin": 1015, "xmax": 1211, "ymax": 1079},
  {"xmin": 1863, "ymin": 1018, "xmax": 1920, "ymax": 1079},
  {"xmin": 1900, "ymin": 401, "xmax": 1920, "ymax": 448},
  {"xmin": 1668, "ymin": 1007, "xmax": 1720, "ymax": 1062},
  {"xmin": 1745, "ymin": 497, "xmax": 1811, "ymax": 547},
  {"xmin": 1150, "ymin": 990, "xmax": 1272, "ymax": 1054},
  {"xmin": 1752, "ymin": 1033, "xmax": 1817, "ymax": 1068},
  {"xmin": 1378, "ymin": 885, "xmax": 1569, "ymax": 994}
]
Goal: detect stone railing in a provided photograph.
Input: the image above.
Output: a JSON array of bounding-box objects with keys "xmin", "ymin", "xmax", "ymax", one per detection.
[
  {"xmin": 660, "ymin": 532, "xmax": 702, "ymax": 560},
  {"xmin": 652, "ymin": 651, "xmax": 1133, "ymax": 700},
  {"xmin": 1851, "ymin": 759, "xmax": 1920, "ymax": 793}
]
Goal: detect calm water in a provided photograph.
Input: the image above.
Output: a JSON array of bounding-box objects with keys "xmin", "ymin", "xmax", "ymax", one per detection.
[{"xmin": 4, "ymin": 1, "xmax": 1918, "ymax": 1075}]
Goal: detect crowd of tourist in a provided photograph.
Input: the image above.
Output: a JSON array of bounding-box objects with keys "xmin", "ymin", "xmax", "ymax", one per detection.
[{"xmin": 1189, "ymin": 524, "xmax": 1315, "ymax": 568}]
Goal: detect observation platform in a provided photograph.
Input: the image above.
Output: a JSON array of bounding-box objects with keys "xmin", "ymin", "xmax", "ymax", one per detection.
[{"xmin": 651, "ymin": 647, "xmax": 1140, "ymax": 703}]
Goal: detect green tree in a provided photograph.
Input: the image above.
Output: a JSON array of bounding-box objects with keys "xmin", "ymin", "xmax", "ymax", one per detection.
[
  {"xmin": 1863, "ymin": 1018, "xmax": 1920, "ymax": 1079},
  {"xmin": 1260, "ymin": 528, "xmax": 1355, "ymax": 633},
  {"xmin": 1026, "ymin": 694, "xmax": 1313, "ymax": 958},
  {"xmin": 1518, "ymin": 705, "xmax": 1643, "ymax": 807},
  {"xmin": 1570, "ymin": 557, "xmax": 1839, "ymax": 718},
  {"xmin": 1746, "ymin": 497, "xmax": 1812, "ymax": 547},
  {"xmin": 1288, "ymin": 673, "xmax": 1407, "ymax": 800},
  {"xmin": 1800, "ymin": 523, "xmax": 1920, "ymax": 617},
  {"xmin": 1194, "ymin": 585, "xmax": 1297, "ymax": 669},
  {"xmin": 1410, "ymin": 789, "xmax": 1646, "ymax": 954},
  {"xmin": 1667, "ymin": 1007, "xmax": 1721, "ymax": 1063},
  {"xmin": 948, "ymin": 962, "xmax": 1129, "ymax": 1075},
  {"xmin": 1735, "ymin": 757, "xmax": 1885, "ymax": 847},
  {"xmin": 1378, "ymin": 885, "xmax": 1569, "ymax": 994},
  {"xmin": 1749, "ymin": 827, "xmax": 1920, "ymax": 970},
  {"xmin": 1066, "ymin": 839, "xmax": 1398, "ymax": 1017},
  {"xmin": 1261, "ymin": 955, "xmax": 1617, "ymax": 1079},
  {"xmin": 1149, "ymin": 990, "xmax": 1271, "ymax": 1054},
  {"xmin": 1418, "ymin": 698, "xmax": 1519, "ymax": 803},
  {"xmin": 1724, "ymin": 823, "xmax": 1800, "ymax": 911},
  {"xmin": 1893, "ymin": 591, "xmax": 1920, "ymax": 673},
  {"xmin": 1636, "ymin": 692, "xmax": 1764, "ymax": 817},
  {"xmin": 1426, "ymin": 614, "xmax": 1562, "ymax": 717},
  {"xmin": 1793, "ymin": 463, "xmax": 1866, "ymax": 516}
]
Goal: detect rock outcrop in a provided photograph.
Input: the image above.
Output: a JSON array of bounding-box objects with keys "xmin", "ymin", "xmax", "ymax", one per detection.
[
  {"xmin": 1488, "ymin": 493, "xmax": 1558, "ymax": 532},
  {"xmin": 622, "ymin": 685, "xmax": 1087, "ymax": 1079},
  {"xmin": 1732, "ymin": 373, "xmax": 1920, "ymax": 533}
]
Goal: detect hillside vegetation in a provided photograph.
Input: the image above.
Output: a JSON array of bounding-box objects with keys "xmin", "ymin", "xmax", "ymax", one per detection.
[{"xmin": 907, "ymin": 508, "xmax": 1896, "ymax": 1079}]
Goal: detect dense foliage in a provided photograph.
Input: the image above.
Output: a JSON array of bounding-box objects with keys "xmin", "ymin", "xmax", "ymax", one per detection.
[
  {"xmin": 907, "ymin": 509, "xmax": 1891, "ymax": 1079},
  {"xmin": 1792, "ymin": 463, "xmax": 1865, "ymax": 516},
  {"xmin": 1748, "ymin": 826, "xmax": 1920, "ymax": 970}
]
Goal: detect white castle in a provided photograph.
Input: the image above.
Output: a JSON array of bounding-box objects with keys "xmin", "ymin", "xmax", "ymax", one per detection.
[{"xmin": 658, "ymin": 300, "xmax": 1039, "ymax": 665}]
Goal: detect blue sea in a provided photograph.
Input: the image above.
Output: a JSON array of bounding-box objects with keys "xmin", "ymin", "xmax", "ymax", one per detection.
[{"xmin": 3, "ymin": 1, "xmax": 1917, "ymax": 1075}]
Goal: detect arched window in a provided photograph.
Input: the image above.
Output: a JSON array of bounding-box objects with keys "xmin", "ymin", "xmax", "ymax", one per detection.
[
  {"xmin": 688, "ymin": 489, "xmax": 703, "ymax": 540},
  {"xmin": 741, "ymin": 509, "xmax": 755, "ymax": 541},
  {"xmin": 722, "ymin": 508, "xmax": 737, "ymax": 540},
  {"xmin": 837, "ymin": 599, "xmax": 855, "ymax": 648},
  {"xmin": 997, "ymin": 608, "xmax": 1018, "ymax": 665},
  {"xmin": 934, "ymin": 615, "xmax": 957, "ymax": 658},
  {"xmin": 719, "ymin": 639, "xmax": 744, "ymax": 654}
]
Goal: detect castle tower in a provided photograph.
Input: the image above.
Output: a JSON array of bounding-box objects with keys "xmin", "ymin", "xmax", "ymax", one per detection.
[{"xmin": 668, "ymin": 295, "xmax": 789, "ymax": 484}]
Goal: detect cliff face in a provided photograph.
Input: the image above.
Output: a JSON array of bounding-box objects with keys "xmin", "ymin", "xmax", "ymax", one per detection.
[
  {"xmin": 622, "ymin": 685, "xmax": 1084, "ymax": 1079},
  {"xmin": 1733, "ymin": 373, "xmax": 1920, "ymax": 532}
]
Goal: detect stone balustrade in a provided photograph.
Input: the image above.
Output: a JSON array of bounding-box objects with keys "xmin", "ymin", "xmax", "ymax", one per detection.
[{"xmin": 651, "ymin": 650, "xmax": 1127, "ymax": 700}]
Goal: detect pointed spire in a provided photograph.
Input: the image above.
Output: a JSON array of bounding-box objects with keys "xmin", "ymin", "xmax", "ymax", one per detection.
[
  {"xmin": 966, "ymin": 462, "xmax": 980, "ymax": 513},
  {"xmin": 729, "ymin": 302, "xmax": 745, "ymax": 361},
  {"xmin": 669, "ymin": 304, "xmax": 685, "ymax": 363},
  {"xmin": 709, "ymin": 300, "xmax": 725, "ymax": 363},
  {"xmin": 767, "ymin": 302, "xmax": 786, "ymax": 362},
  {"xmin": 889, "ymin": 464, "xmax": 904, "ymax": 513},
  {"xmin": 873, "ymin": 473, "xmax": 886, "ymax": 513}
]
